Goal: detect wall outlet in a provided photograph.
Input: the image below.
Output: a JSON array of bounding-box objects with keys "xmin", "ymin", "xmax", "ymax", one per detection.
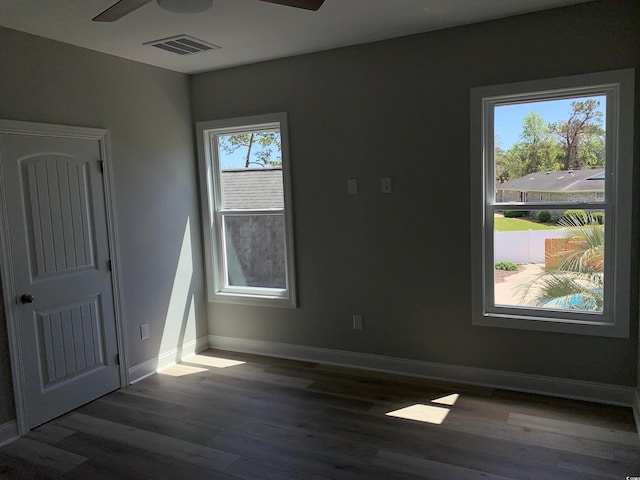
[
  {"xmin": 352, "ymin": 315, "xmax": 363, "ymax": 331},
  {"xmin": 140, "ymin": 323, "xmax": 150, "ymax": 340}
]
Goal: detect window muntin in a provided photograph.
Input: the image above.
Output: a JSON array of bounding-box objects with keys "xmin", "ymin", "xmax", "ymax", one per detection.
[
  {"xmin": 197, "ymin": 114, "xmax": 296, "ymax": 307},
  {"xmin": 471, "ymin": 70, "xmax": 634, "ymax": 338}
]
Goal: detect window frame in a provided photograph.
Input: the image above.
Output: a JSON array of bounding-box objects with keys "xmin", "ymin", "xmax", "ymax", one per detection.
[
  {"xmin": 196, "ymin": 113, "xmax": 297, "ymax": 308},
  {"xmin": 470, "ymin": 70, "xmax": 634, "ymax": 338}
]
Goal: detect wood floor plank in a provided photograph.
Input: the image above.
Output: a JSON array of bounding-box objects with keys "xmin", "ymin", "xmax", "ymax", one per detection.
[
  {"xmin": 122, "ymin": 375, "xmax": 330, "ymax": 430},
  {"xmin": 118, "ymin": 378, "xmax": 562, "ymax": 472},
  {"xmin": 65, "ymin": 459, "xmax": 157, "ymax": 480},
  {"xmin": 0, "ymin": 451, "xmax": 68, "ymax": 480},
  {"xmin": 206, "ymin": 431, "xmax": 426, "ymax": 480},
  {"xmin": 168, "ymin": 363, "xmax": 376, "ymax": 412},
  {"xmin": 151, "ymin": 368, "xmax": 349, "ymax": 415},
  {"xmin": 375, "ymin": 450, "xmax": 518, "ymax": 480},
  {"xmin": 77, "ymin": 398, "xmax": 217, "ymax": 445},
  {"xmin": 320, "ymin": 404, "xmax": 637, "ymax": 463},
  {"xmin": 25, "ymin": 423, "xmax": 76, "ymax": 446},
  {"xmin": 224, "ymin": 458, "xmax": 333, "ymax": 480},
  {"xmin": 0, "ymin": 348, "xmax": 637, "ymax": 479},
  {"xmin": 0, "ymin": 436, "xmax": 87, "ymax": 474},
  {"xmin": 494, "ymin": 389, "xmax": 637, "ymax": 432},
  {"xmin": 557, "ymin": 451, "xmax": 640, "ymax": 479},
  {"xmin": 508, "ymin": 412, "xmax": 640, "ymax": 446},
  {"xmin": 166, "ymin": 358, "xmax": 315, "ymax": 389},
  {"xmin": 55, "ymin": 413, "xmax": 238, "ymax": 473},
  {"xmin": 309, "ymin": 404, "xmax": 565, "ymax": 468},
  {"xmin": 56, "ymin": 432, "xmax": 237, "ymax": 480}
]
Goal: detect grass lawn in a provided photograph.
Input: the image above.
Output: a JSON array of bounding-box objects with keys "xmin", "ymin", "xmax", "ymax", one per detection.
[{"xmin": 494, "ymin": 217, "xmax": 560, "ymax": 231}]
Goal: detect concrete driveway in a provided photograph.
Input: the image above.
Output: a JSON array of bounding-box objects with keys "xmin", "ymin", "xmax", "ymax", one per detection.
[{"xmin": 494, "ymin": 263, "xmax": 545, "ymax": 306}]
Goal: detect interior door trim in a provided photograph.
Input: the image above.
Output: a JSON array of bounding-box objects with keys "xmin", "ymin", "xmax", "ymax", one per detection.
[{"xmin": 0, "ymin": 119, "xmax": 128, "ymax": 435}]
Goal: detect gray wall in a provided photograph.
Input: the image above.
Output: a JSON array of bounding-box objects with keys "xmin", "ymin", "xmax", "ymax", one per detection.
[
  {"xmin": 191, "ymin": 0, "xmax": 639, "ymax": 386},
  {"xmin": 0, "ymin": 27, "xmax": 207, "ymax": 423}
]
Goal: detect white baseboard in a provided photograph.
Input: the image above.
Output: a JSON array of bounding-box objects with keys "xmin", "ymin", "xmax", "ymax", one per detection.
[
  {"xmin": 128, "ymin": 336, "xmax": 209, "ymax": 384},
  {"xmin": 208, "ymin": 335, "xmax": 635, "ymax": 407},
  {"xmin": 0, "ymin": 420, "xmax": 18, "ymax": 447}
]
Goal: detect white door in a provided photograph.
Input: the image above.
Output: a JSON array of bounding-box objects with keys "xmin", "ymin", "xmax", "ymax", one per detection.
[{"xmin": 0, "ymin": 125, "xmax": 121, "ymax": 429}]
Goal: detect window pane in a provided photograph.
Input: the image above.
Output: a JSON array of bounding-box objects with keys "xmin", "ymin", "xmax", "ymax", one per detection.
[
  {"xmin": 494, "ymin": 96, "xmax": 606, "ymax": 204},
  {"xmin": 217, "ymin": 130, "xmax": 283, "ymax": 210},
  {"xmin": 493, "ymin": 209, "xmax": 605, "ymax": 312},
  {"xmin": 223, "ymin": 214, "xmax": 286, "ymax": 289}
]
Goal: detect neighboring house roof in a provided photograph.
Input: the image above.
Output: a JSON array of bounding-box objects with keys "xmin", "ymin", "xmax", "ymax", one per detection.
[
  {"xmin": 221, "ymin": 168, "xmax": 284, "ymax": 209},
  {"xmin": 497, "ymin": 169, "xmax": 604, "ymax": 192}
]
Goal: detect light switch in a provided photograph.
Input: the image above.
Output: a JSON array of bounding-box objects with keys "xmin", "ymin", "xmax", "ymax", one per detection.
[{"xmin": 140, "ymin": 323, "xmax": 150, "ymax": 340}]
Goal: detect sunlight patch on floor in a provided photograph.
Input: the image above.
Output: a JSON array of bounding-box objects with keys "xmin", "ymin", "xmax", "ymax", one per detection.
[
  {"xmin": 158, "ymin": 364, "xmax": 209, "ymax": 377},
  {"xmin": 186, "ymin": 355, "xmax": 246, "ymax": 369},
  {"xmin": 386, "ymin": 404, "xmax": 450, "ymax": 425},
  {"xmin": 432, "ymin": 393, "xmax": 459, "ymax": 406}
]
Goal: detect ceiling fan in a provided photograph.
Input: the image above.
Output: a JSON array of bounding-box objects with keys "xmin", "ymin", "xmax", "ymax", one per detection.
[{"xmin": 93, "ymin": 0, "xmax": 325, "ymax": 22}]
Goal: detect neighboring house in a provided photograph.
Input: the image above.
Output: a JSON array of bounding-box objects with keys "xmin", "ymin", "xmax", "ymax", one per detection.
[
  {"xmin": 220, "ymin": 168, "xmax": 285, "ymax": 288},
  {"xmin": 496, "ymin": 169, "xmax": 605, "ymax": 203},
  {"xmin": 221, "ymin": 168, "xmax": 284, "ymax": 210}
]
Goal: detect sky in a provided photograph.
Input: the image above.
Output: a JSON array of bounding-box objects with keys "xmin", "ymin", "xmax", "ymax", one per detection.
[
  {"xmin": 494, "ymin": 95, "xmax": 606, "ymax": 150},
  {"xmin": 218, "ymin": 132, "xmax": 282, "ymax": 169}
]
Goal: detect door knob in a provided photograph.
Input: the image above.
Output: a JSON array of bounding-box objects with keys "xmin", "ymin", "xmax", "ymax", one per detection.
[{"xmin": 20, "ymin": 293, "xmax": 34, "ymax": 304}]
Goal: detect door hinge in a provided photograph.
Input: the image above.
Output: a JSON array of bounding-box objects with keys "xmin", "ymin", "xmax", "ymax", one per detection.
[
  {"xmin": 115, "ymin": 353, "xmax": 120, "ymax": 365},
  {"xmin": 106, "ymin": 259, "xmax": 112, "ymax": 271},
  {"xmin": 98, "ymin": 160, "xmax": 105, "ymax": 174}
]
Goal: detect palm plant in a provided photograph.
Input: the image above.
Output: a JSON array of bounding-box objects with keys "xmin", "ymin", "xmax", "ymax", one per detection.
[{"xmin": 523, "ymin": 213, "xmax": 604, "ymax": 310}]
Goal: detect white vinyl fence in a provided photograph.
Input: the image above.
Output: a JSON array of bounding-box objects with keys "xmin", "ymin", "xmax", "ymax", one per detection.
[{"xmin": 495, "ymin": 229, "xmax": 570, "ymax": 264}]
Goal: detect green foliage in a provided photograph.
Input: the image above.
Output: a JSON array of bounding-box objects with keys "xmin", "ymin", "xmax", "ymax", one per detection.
[
  {"xmin": 522, "ymin": 215, "xmax": 605, "ymax": 311},
  {"xmin": 536, "ymin": 210, "xmax": 552, "ymax": 223},
  {"xmin": 560, "ymin": 209, "xmax": 587, "ymax": 225},
  {"xmin": 495, "ymin": 98, "xmax": 605, "ymax": 184},
  {"xmin": 494, "ymin": 217, "xmax": 560, "ymax": 231},
  {"xmin": 219, "ymin": 130, "xmax": 282, "ymax": 168},
  {"xmin": 552, "ymin": 99, "xmax": 605, "ymax": 171},
  {"xmin": 591, "ymin": 212, "xmax": 604, "ymax": 225},
  {"xmin": 495, "ymin": 261, "xmax": 518, "ymax": 271},
  {"xmin": 503, "ymin": 210, "xmax": 529, "ymax": 218},
  {"xmin": 532, "ymin": 273, "xmax": 603, "ymax": 310}
]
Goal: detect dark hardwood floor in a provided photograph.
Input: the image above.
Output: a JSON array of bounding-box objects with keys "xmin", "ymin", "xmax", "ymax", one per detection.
[{"xmin": 1, "ymin": 349, "xmax": 639, "ymax": 479}]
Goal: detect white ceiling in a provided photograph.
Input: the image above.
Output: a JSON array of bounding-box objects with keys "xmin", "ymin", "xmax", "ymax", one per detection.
[{"xmin": 0, "ymin": 0, "xmax": 593, "ymax": 74}]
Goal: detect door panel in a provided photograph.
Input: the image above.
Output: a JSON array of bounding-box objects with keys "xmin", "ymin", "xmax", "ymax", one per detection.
[
  {"xmin": 0, "ymin": 130, "xmax": 120, "ymax": 429},
  {"xmin": 37, "ymin": 297, "xmax": 104, "ymax": 387},
  {"xmin": 22, "ymin": 155, "xmax": 96, "ymax": 278}
]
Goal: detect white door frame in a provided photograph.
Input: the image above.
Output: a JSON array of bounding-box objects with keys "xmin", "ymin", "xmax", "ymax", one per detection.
[{"xmin": 0, "ymin": 119, "xmax": 129, "ymax": 435}]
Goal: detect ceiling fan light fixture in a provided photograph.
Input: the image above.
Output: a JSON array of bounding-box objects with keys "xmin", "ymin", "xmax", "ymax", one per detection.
[{"xmin": 156, "ymin": 0, "xmax": 213, "ymax": 14}]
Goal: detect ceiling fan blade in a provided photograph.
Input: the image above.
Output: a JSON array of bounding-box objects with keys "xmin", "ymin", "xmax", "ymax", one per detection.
[
  {"xmin": 259, "ymin": 0, "xmax": 325, "ymax": 11},
  {"xmin": 92, "ymin": 0, "xmax": 153, "ymax": 22}
]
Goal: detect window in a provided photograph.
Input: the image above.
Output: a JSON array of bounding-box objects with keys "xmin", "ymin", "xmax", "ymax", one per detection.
[
  {"xmin": 197, "ymin": 113, "xmax": 297, "ymax": 307},
  {"xmin": 470, "ymin": 70, "xmax": 634, "ymax": 337}
]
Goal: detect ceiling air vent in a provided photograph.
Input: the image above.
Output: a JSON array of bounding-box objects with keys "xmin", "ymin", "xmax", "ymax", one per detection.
[{"xmin": 144, "ymin": 35, "xmax": 220, "ymax": 55}]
